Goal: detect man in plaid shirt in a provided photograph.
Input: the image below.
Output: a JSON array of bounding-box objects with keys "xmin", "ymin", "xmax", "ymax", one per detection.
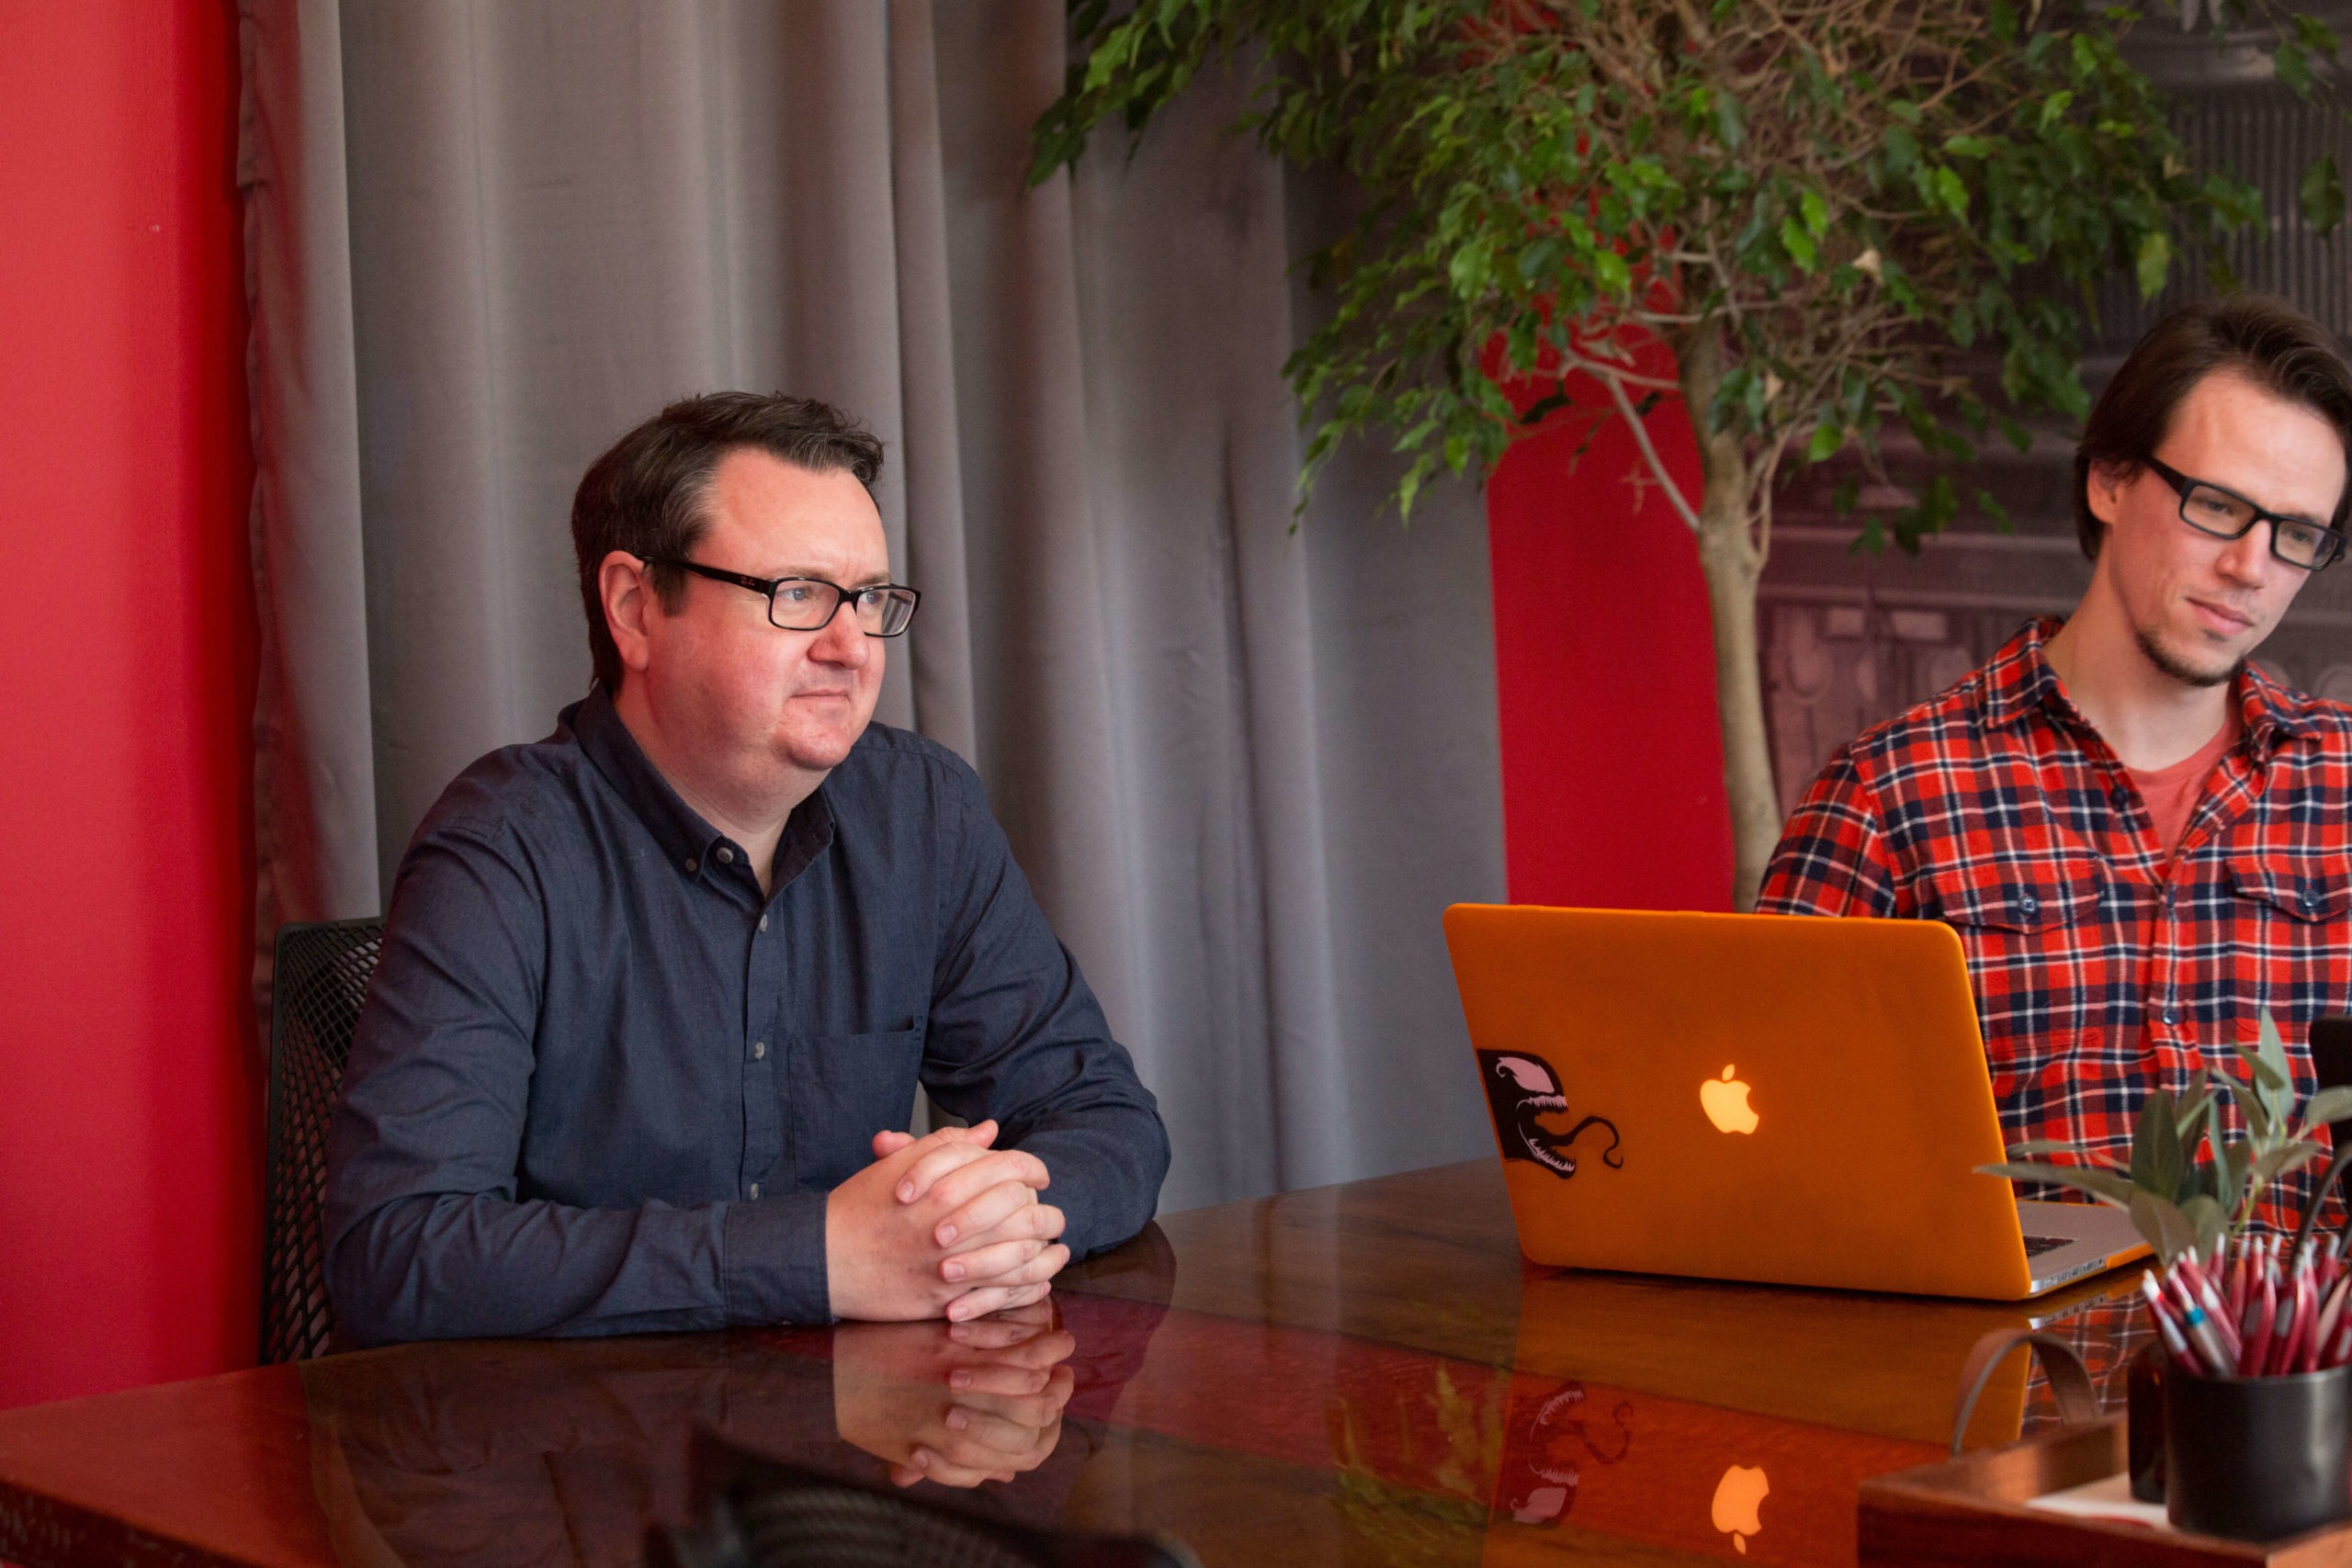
[{"xmin": 1760, "ymin": 297, "xmax": 2352, "ymax": 1233}]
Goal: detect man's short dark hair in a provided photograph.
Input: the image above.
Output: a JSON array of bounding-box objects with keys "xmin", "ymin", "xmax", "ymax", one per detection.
[
  {"xmin": 2074, "ymin": 294, "xmax": 2352, "ymax": 560},
  {"xmin": 571, "ymin": 391, "xmax": 885, "ymax": 693}
]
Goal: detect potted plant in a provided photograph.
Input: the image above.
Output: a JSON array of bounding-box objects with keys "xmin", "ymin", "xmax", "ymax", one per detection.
[
  {"xmin": 1035, "ymin": 0, "xmax": 2347, "ymax": 908},
  {"xmin": 1984, "ymin": 1010, "xmax": 2352, "ymax": 1262}
]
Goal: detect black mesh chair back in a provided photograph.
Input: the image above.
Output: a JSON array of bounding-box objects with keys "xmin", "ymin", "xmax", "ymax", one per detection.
[{"xmin": 262, "ymin": 917, "xmax": 384, "ymax": 1364}]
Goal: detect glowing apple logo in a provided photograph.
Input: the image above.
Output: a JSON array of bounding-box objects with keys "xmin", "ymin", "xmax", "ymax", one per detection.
[
  {"xmin": 1711, "ymin": 1463, "xmax": 1770, "ymax": 1553},
  {"xmin": 1700, "ymin": 1066, "xmax": 1759, "ymax": 1134}
]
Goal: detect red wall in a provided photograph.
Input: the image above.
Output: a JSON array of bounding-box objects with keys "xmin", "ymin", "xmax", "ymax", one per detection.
[
  {"xmin": 1486, "ymin": 373, "xmax": 1734, "ymax": 911},
  {"xmin": 0, "ymin": 3, "xmax": 257, "ymax": 1406}
]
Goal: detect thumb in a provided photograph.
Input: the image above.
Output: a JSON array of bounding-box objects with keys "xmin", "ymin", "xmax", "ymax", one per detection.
[{"xmin": 871, "ymin": 1129, "xmax": 918, "ymax": 1160}]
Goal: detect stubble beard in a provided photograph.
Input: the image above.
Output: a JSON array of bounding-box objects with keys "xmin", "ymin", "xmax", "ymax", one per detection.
[{"xmin": 2132, "ymin": 618, "xmax": 2245, "ymax": 690}]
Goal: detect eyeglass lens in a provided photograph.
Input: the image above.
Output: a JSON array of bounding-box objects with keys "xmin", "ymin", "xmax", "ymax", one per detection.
[
  {"xmin": 2178, "ymin": 483, "xmax": 2342, "ymax": 568},
  {"xmin": 768, "ymin": 581, "xmax": 919, "ymax": 636}
]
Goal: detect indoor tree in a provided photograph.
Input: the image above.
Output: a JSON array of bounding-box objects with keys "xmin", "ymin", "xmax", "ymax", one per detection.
[{"xmin": 1032, "ymin": 0, "xmax": 2344, "ymax": 908}]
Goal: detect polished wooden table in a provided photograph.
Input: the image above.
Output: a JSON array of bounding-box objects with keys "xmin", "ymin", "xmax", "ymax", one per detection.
[{"xmin": 0, "ymin": 1160, "xmax": 2143, "ymax": 1566}]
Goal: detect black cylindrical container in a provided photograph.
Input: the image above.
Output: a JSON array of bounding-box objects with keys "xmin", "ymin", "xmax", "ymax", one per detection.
[
  {"xmin": 2127, "ymin": 1345, "xmax": 2166, "ymax": 1504},
  {"xmin": 2165, "ymin": 1359, "xmax": 2352, "ymax": 1541}
]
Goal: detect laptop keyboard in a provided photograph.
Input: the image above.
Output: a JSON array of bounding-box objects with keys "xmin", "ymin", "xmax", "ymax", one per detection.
[{"xmin": 2021, "ymin": 1235, "xmax": 2070, "ymax": 1258}]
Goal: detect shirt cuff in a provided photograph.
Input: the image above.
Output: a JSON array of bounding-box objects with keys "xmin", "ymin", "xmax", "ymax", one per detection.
[{"xmin": 720, "ymin": 1187, "xmax": 832, "ymax": 1325}]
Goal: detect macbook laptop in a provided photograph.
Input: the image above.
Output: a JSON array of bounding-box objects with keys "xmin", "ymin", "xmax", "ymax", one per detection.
[{"xmin": 1442, "ymin": 904, "xmax": 2148, "ymax": 1300}]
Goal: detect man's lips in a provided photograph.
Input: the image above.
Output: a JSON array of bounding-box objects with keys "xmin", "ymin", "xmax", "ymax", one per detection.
[{"xmin": 2186, "ymin": 596, "xmax": 2255, "ymax": 635}]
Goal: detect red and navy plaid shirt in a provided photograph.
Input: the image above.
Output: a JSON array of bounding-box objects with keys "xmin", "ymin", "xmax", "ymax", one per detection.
[{"xmin": 1758, "ymin": 618, "xmax": 2352, "ymax": 1234}]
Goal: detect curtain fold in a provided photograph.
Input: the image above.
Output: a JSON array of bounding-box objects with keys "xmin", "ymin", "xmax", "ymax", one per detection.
[
  {"xmin": 243, "ymin": 0, "xmax": 1506, "ymax": 1210},
  {"xmin": 240, "ymin": 0, "xmax": 380, "ymax": 933}
]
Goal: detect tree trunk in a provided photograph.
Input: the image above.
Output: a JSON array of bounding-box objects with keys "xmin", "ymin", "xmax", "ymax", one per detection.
[{"xmin": 1677, "ymin": 332, "xmax": 1781, "ymax": 912}]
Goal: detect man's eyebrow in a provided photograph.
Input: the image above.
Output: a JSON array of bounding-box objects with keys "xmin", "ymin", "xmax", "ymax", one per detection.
[{"xmin": 763, "ymin": 567, "xmax": 895, "ymax": 586}]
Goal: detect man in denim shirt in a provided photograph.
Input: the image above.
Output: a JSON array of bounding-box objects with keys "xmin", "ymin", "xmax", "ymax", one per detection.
[{"xmin": 327, "ymin": 393, "xmax": 1169, "ymax": 1348}]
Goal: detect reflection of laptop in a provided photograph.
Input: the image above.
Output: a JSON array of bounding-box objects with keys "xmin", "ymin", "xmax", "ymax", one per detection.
[{"xmin": 1442, "ymin": 905, "xmax": 2148, "ymax": 1301}]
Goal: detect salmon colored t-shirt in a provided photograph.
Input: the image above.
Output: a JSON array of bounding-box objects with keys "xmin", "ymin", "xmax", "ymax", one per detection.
[{"xmin": 2125, "ymin": 709, "xmax": 2243, "ymax": 862}]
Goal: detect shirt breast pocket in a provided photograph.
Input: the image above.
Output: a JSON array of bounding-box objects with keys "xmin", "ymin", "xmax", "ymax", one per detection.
[
  {"xmin": 1918, "ymin": 854, "xmax": 2109, "ymax": 1100},
  {"xmin": 788, "ymin": 1024, "xmax": 928, "ymax": 1190},
  {"xmin": 2226, "ymin": 855, "xmax": 2350, "ymax": 927}
]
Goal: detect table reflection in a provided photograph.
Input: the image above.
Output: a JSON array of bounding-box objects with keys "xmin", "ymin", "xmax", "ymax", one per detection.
[{"xmin": 298, "ymin": 1228, "xmax": 1175, "ymax": 1567}]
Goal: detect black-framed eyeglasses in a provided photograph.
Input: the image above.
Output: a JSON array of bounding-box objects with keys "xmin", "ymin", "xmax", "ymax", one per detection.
[
  {"xmin": 648, "ymin": 557, "xmax": 922, "ymax": 637},
  {"xmin": 2143, "ymin": 456, "xmax": 2346, "ymax": 571}
]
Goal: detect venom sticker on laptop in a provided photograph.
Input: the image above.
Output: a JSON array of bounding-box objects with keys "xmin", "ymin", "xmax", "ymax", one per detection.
[{"xmin": 1479, "ymin": 1051, "xmax": 1623, "ymax": 1179}]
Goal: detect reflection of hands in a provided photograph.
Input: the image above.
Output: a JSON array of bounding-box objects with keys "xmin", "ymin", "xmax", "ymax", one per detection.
[
  {"xmin": 854, "ymin": 1122, "xmax": 1071, "ymax": 1321},
  {"xmin": 831, "ymin": 1303, "xmax": 1078, "ymax": 1488}
]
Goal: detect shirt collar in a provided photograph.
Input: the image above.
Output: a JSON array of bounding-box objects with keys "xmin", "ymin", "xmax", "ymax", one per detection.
[
  {"xmin": 567, "ymin": 684, "xmax": 836, "ymax": 891},
  {"xmin": 1979, "ymin": 615, "xmax": 2318, "ymax": 755}
]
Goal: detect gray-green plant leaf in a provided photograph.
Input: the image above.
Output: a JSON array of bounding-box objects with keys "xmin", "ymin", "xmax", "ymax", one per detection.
[
  {"xmin": 2299, "ymin": 1086, "xmax": 2352, "ymax": 1131},
  {"xmin": 2179, "ymin": 1193, "xmax": 2227, "ymax": 1260},
  {"xmin": 2132, "ymin": 1089, "xmax": 2185, "ymax": 1198},
  {"xmin": 2131, "ymin": 1189, "xmax": 2198, "ymax": 1264},
  {"xmin": 2257, "ymin": 1010, "xmax": 2295, "ymax": 1124},
  {"xmin": 2216, "ymin": 1069, "xmax": 2275, "ymax": 1145},
  {"xmin": 1980, "ymin": 1162, "xmax": 2140, "ymax": 1206}
]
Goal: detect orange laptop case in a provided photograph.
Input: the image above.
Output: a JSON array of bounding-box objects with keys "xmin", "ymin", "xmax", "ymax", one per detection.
[{"xmin": 1442, "ymin": 904, "xmax": 2047, "ymax": 1300}]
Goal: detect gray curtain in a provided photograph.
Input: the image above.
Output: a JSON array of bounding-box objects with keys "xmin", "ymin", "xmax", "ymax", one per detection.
[{"xmin": 240, "ymin": 0, "xmax": 1506, "ymax": 1211}]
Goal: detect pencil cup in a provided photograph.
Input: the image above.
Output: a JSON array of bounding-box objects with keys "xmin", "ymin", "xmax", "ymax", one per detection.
[
  {"xmin": 2126, "ymin": 1344, "xmax": 2165, "ymax": 1503},
  {"xmin": 2164, "ymin": 1358, "xmax": 2352, "ymax": 1541}
]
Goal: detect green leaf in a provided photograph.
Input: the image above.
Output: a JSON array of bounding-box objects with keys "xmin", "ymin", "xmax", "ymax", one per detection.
[
  {"xmin": 2007, "ymin": 1138, "xmax": 2095, "ymax": 1157},
  {"xmin": 2258, "ymin": 1009, "xmax": 2295, "ymax": 1122},
  {"xmin": 1980, "ymin": 1162, "xmax": 2140, "ymax": 1206},
  {"xmin": 2278, "ymin": 38, "xmax": 2313, "ymax": 97},
  {"xmin": 1799, "ymin": 186, "xmax": 1829, "ymax": 236},
  {"xmin": 2180, "ymin": 1193, "xmax": 2228, "ymax": 1259},
  {"xmin": 2301, "ymin": 155, "xmax": 2344, "ymax": 237},
  {"xmin": 2301, "ymin": 1086, "xmax": 2352, "ymax": 1130},
  {"xmin": 2135, "ymin": 231, "xmax": 2172, "ymax": 301},
  {"xmin": 1590, "ymin": 249, "xmax": 1632, "ymax": 294},
  {"xmin": 2132, "ymin": 1089, "xmax": 2185, "ymax": 1199},
  {"xmin": 1715, "ymin": 92, "xmax": 1745, "ymax": 152},
  {"xmin": 2177, "ymin": 1087, "xmax": 2215, "ymax": 1152},
  {"xmin": 2216, "ymin": 1070, "xmax": 2274, "ymax": 1145},
  {"xmin": 2038, "ymin": 90, "xmax": 2075, "ymax": 132},
  {"xmin": 2130, "ymin": 1190, "xmax": 2198, "ymax": 1264},
  {"xmin": 1779, "ymin": 215, "xmax": 1817, "ymax": 270},
  {"xmin": 2249, "ymin": 1137, "xmax": 2327, "ymax": 1192},
  {"xmin": 2217, "ymin": 1139, "xmax": 2248, "ymax": 1222},
  {"xmin": 1932, "ymin": 165, "xmax": 1969, "ymax": 220},
  {"xmin": 1806, "ymin": 422, "xmax": 1845, "ymax": 462}
]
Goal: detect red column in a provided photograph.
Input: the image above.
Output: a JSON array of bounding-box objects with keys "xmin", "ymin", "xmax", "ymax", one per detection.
[
  {"xmin": 1484, "ymin": 373, "xmax": 1733, "ymax": 911},
  {"xmin": 0, "ymin": 2, "xmax": 257, "ymax": 1405}
]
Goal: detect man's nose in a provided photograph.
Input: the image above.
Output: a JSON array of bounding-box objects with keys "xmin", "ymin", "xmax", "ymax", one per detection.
[
  {"xmin": 809, "ymin": 604, "xmax": 871, "ymax": 665},
  {"xmin": 2216, "ymin": 524, "xmax": 2274, "ymax": 586}
]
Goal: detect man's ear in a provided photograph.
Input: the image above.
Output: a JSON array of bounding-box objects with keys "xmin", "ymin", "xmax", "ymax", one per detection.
[
  {"xmin": 600, "ymin": 550, "xmax": 661, "ymax": 676},
  {"xmin": 2085, "ymin": 459, "xmax": 2132, "ymax": 531}
]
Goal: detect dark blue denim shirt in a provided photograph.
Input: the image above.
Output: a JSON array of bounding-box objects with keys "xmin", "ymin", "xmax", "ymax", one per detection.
[{"xmin": 325, "ymin": 688, "xmax": 1169, "ymax": 1345}]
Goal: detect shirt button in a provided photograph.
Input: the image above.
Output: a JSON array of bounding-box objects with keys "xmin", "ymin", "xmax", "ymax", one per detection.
[
  {"xmin": 2163, "ymin": 1007, "xmax": 2179, "ymax": 1026},
  {"xmin": 752, "ymin": 1040, "xmax": 767, "ymax": 1061},
  {"xmin": 716, "ymin": 845, "xmax": 735, "ymax": 865},
  {"xmin": 747, "ymin": 1182, "xmax": 762, "ymax": 1201},
  {"xmin": 758, "ymin": 914, "xmax": 770, "ymax": 932},
  {"xmin": 2301, "ymin": 886, "xmax": 2321, "ymax": 912},
  {"xmin": 2018, "ymin": 894, "xmax": 2040, "ymax": 917},
  {"xmin": 683, "ymin": 856, "xmax": 698, "ymax": 875}
]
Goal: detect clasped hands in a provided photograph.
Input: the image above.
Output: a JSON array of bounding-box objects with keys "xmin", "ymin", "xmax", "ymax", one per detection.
[{"xmin": 825, "ymin": 1118, "xmax": 1069, "ymax": 1323}]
